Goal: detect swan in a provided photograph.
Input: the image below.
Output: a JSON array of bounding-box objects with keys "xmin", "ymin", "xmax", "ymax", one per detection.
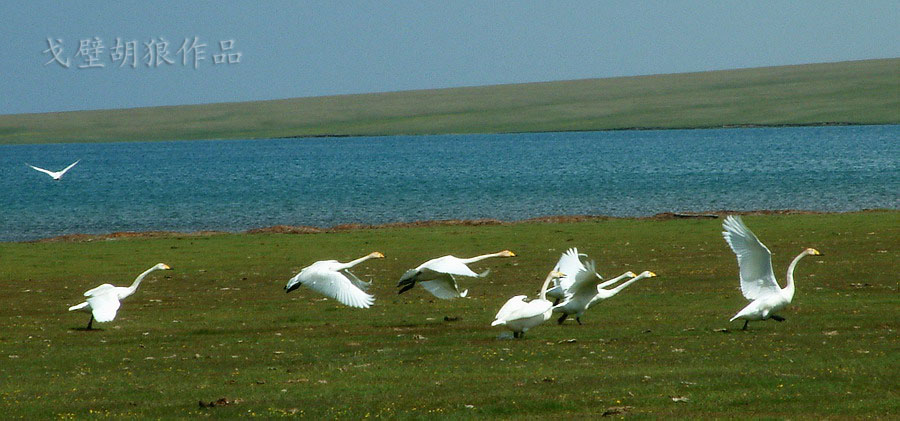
[
  {"xmin": 284, "ymin": 252, "xmax": 384, "ymax": 308},
  {"xmin": 545, "ymin": 247, "xmax": 636, "ymax": 304},
  {"xmin": 722, "ymin": 215, "xmax": 821, "ymax": 330},
  {"xmin": 27, "ymin": 160, "xmax": 80, "ymax": 180},
  {"xmin": 492, "ymin": 270, "xmax": 565, "ymax": 338},
  {"xmin": 555, "ymin": 270, "xmax": 657, "ymax": 324},
  {"xmin": 396, "ymin": 250, "xmax": 516, "ymax": 299},
  {"xmin": 68, "ymin": 263, "xmax": 171, "ymax": 329}
]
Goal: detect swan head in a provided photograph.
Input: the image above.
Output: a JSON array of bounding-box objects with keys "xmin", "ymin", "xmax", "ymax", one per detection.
[
  {"xmin": 551, "ymin": 271, "xmax": 566, "ymax": 279},
  {"xmin": 641, "ymin": 271, "xmax": 657, "ymax": 278},
  {"xmin": 498, "ymin": 250, "xmax": 516, "ymax": 257},
  {"xmin": 370, "ymin": 252, "xmax": 385, "ymax": 259},
  {"xmin": 805, "ymin": 248, "xmax": 821, "ymax": 256},
  {"xmin": 625, "ymin": 271, "xmax": 637, "ymax": 278},
  {"xmin": 155, "ymin": 263, "xmax": 172, "ymax": 270}
]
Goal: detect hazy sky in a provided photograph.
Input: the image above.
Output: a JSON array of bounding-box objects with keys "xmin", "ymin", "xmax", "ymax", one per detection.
[{"xmin": 2, "ymin": 1, "xmax": 898, "ymax": 115}]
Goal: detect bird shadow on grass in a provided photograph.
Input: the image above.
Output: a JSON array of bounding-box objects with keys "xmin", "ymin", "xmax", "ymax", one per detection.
[{"xmin": 70, "ymin": 327, "xmax": 102, "ymax": 332}]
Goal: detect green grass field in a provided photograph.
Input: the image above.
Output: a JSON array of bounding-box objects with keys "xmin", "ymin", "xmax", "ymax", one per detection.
[
  {"xmin": 1, "ymin": 58, "xmax": 897, "ymax": 144},
  {"xmin": 0, "ymin": 211, "xmax": 897, "ymax": 418}
]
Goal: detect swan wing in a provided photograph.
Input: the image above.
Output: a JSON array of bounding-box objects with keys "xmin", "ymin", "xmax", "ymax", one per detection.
[
  {"xmin": 86, "ymin": 293, "xmax": 120, "ymax": 322},
  {"xmin": 59, "ymin": 160, "xmax": 80, "ymax": 175},
  {"xmin": 722, "ymin": 216, "xmax": 780, "ymax": 300},
  {"xmin": 566, "ymin": 260, "xmax": 604, "ymax": 299},
  {"xmin": 505, "ymin": 299, "xmax": 553, "ymax": 321},
  {"xmin": 494, "ymin": 295, "xmax": 528, "ymax": 323},
  {"xmin": 341, "ymin": 269, "xmax": 372, "ymax": 292},
  {"xmin": 553, "ymin": 248, "xmax": 587, "ymax": 291},
  {"xmin": 421, "ymin": 257, "xmax": 482, "ymax": 278},
  {"xmin": 84, "ymin": 284, "xmax": 116, "ymax": 297},
  {"xmin": 419, "ymin": 275, "xmax": 466, "ymax": 299},
  {"xmin": 298, "ymin": 269, "xmax": 375, "ymax": 308},
  {"xmin": 27, "ymin": 164, "xmax": 56, "ymax": 177},
  {"xmin": 398, "ymin": 268, "xmax": 421, "ymax": 283}
]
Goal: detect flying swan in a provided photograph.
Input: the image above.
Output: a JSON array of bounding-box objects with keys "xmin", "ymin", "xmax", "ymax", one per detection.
[
  {"xmin": 722, "ymin": 215, "xmax": 821, "ymax": 330},
  {"xmin": 554, "ymin": 269, "xmax": 656, "ymax": 325},
  {"xmin": 546, "ymin": 247, "xmax": 636, "ymax": 305},
  {"xmin": 396, "ymin": 250, "xmax": 516, "ymax": 299},
  {"xmin": 68, "ymin": 263, "xmax": 171, "ymax": 329},
  {"xmin": 27, "ymin": 160, "xmax": 80, "ymax": 180},
  {"xmin": 492, "ymin": 270, "xmax": 565, "ymax": 338},
  {"xmin": 284, "ymin": 252, "xmax": 384, "ymax": 308}
]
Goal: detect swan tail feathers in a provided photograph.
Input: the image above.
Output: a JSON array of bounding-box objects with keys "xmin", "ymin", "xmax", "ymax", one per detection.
[
  {"xmin": 477, "ymin": 269, "xmax": 491, "ymax": 278},
  {"xmin": 491, "ymin": 319, "xmax": 505, "ymax": 326}
]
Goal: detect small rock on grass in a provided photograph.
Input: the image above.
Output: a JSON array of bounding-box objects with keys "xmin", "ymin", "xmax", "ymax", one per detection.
[
  {"xmin": 602, "ymin": 406, "xmax": 633, "ymax": 416},
  {"xmin": 199, "ymin": 397, "xmax": 242, "ymax": 408}
]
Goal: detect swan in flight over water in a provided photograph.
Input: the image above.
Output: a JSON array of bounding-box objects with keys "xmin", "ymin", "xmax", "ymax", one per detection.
[
  {"xmin": 27, "ymin": 160, "xmax": 80, "ymax": 180},
  {"xmin": 722, "ymin": 215, "xmax": 821, "ymax": 330},
  {"xmin": 546, "ymin": 247, "xmax": 636, "ymax": 305},
  {"xmin": 68, "ymin": 263, "xmax": 171, "ymax": 329},
  {"xmin": 554, "ymin": 269, "xmax": 656, "ymax": 325},
  {"xmin": 396, "ymin": 250, "xmax": 516, "ymax": 299},
  {"xmin": 285, "ymin": 252, "xmax": 384, "ymax": 308},
  {"xmin": 492, "ymin": 270, "xmax": 565, "ymax": 338}
]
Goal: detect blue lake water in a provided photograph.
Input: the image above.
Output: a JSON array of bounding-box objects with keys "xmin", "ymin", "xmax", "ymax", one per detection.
[{"xmin": 1, "ymin": 125, "xmax": 897, "ymax": 242}]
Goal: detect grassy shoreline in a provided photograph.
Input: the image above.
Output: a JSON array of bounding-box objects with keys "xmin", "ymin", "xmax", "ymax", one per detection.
[
  {"xmin": 1, "ymin": 211, "xmax": 897, "ymax": 418},
  {"xmin": 2, "ymin": 58, "xmax": 897, "ymax": 144}
]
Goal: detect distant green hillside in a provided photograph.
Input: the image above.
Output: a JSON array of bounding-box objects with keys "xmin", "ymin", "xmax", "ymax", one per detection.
[{"xmin": 1, "ymin": 58, "xmax": 897, "ymax": 144}]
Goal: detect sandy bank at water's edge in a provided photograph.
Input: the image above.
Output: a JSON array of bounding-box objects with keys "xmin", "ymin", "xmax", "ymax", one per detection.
[{"xmin": 30, "ymin": 209, "xmax": 894, "ymax": 243}]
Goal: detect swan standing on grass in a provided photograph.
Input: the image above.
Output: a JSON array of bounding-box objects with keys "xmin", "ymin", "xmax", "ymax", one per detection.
[
  {"xmin": 396, "ymin": 250, "xmax": 516, "ymax": 299},
  {"xmin": 546, "ymin": 248, "xmax": 636, "ymax": 305},
  {"xmin": 722, "ymin": 215, "xmax": 821, "ymax": 330},
  {"xmin": 68, "ymin": 263, "xmax": 171, "ymax": 330},
  {"xmin": 492, "ymin": 271, "xmax": 565, "ymax": 338},
  {"xmin": 555, "ymin": 270, "xmax": 657, "ymax": 325},
  {"xmin": 285, "ymin": 252, "xmax": 384, "ymax": 308},
  {"xmin": 26, "ymin": 160, "xmax": 80, "ymax": 180}
]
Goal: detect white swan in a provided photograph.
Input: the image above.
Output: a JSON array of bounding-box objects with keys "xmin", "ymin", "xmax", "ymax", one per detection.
[
  {"xmin": 555, "ymin": 270, "xmax": 657, "ymax": 324},
  {"xmin": 396, "ymin": 250, "xmax": 516, "ymax": 299},
  {"xmin": 492, "ymin": 270, "xmax": 565, "ymax": 338},
  {"xmin": 68, "ymin": 263, "xmax": 171, "ymax": 329},
  {"xmin": 550, "ymin": 252, "xmax": 642, "ymax": 324},
  {"xmin": 545, "ymin": 247, "xmax": 636, "ymax": 305},
  {"xmin": 722, "ymin": 215, "xmax": 821, "ymax": 330},
  {"xmin": 27, "ymin": 160, "xmax": 80, "ymax": 180},
  {"xmin": 285, "ymin": 252, "xmax": 384, "ymax": 308}
]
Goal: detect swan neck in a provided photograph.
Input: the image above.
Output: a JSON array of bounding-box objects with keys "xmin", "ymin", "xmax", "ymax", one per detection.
[
  {"xmin": 340, "ymin": 254, "xmax": 375, "ymax": 269},
  {"xmin": 607, "ymin": 273, "xmax": 647, "ymax": 295},
  {"xmin": 125, "ymin": 267, "xmax": 157, "ymax": 297},
  {"xmin": 539, "ymin": 272, "xmax": 556, "ymax": 301},
  {"xmin": 784, "ymin": 251, "xmax": 810, "ymax": 300},
  {"xmin": 598, "ymin": 272, "xmax": 631, "ymax": 289},
  {"xmin": 460, "ymin": 252, "xmax": 503, "ymax": 264}
]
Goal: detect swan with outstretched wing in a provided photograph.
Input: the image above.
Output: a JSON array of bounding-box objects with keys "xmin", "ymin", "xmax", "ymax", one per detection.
[
  {"xmin": 68, "ymin": 263, "xmax": 171, "ymax": 329},
  {"xmin": 285, "ymin": 252, "xmax": 384, "ymax": 308},
  {"xmin": 27, "ymin": 160, "xmax": 80, "ymax": 180},
  {"xmin": 397, "ymin": 250, "xmax": 515, "ymax": 299},
  {"xmin": 722, "ymin": 215, "xmax": 821, "ymax": 330}
]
